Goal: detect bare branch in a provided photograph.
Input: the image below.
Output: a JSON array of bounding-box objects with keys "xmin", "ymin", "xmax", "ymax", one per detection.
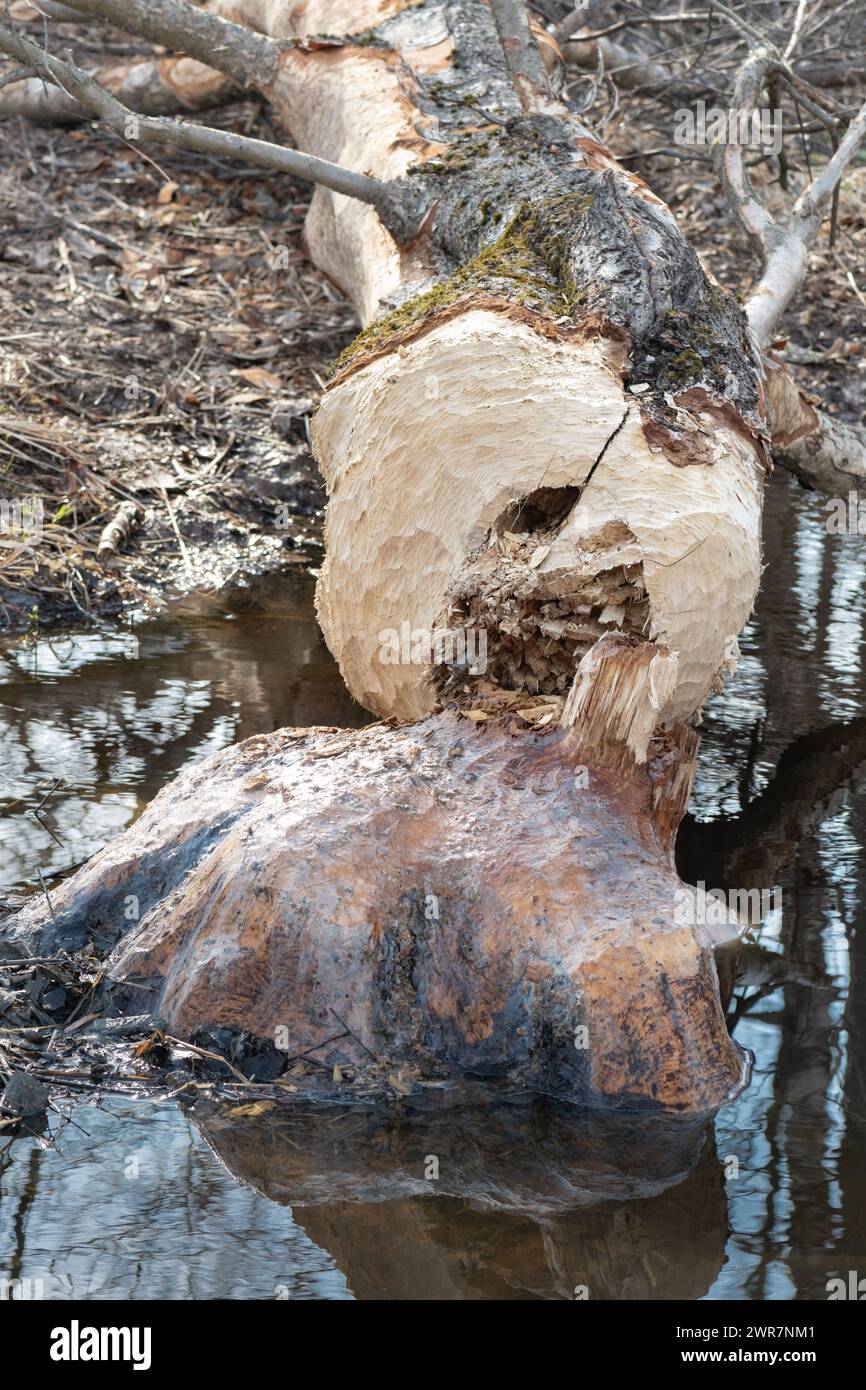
[
  {"xmin": 783, "ymin": 0, "xmax": 811, "ymax": 61},
  {"xmin": 715, "ymin": 44, "xmax": 780, "ymax": 256},
  {"xmin": 580, "ymin": 12, "xmax": 713, "ymax": 43},
  {"xmin": 562, "ymin": 30, "xmax": 686, "ymax": 95},
  {"xmin": 553, "ymin": 2, "xmax": 604, "ymax": 44},
  {"xmin": 766, "ymin": 354, "xmax": 866, "ymax": 494},
  {"xmin": 706, "ymin": 1, "xmax": 769, "ymax": 48},
  {"xmin": 797, "ymin": 99, "xmax": 866, "ymax": 219},
  {"xmin": 490, "ymin": 0, "xmax": 564, "ymax": 116},
  {"xmin": 0, "ymin": 22, "xmax": 387, "ymax": 207},
  {"xmin": 42, "ymin": 0, "xmax": 279, "ymax": 92},
  {"xmin": 745, "ymin": 95, "xmax": 866, "ymax": 346},
  {"xmin": 11, "ymin": 2, "xmax": 82, "ymax": 17},
  {"xmin": 0, "ymin": 63, "xmax": 34, "ymax": 88},
  {"xmin": 703, "ymin": 24, "xmax": 866, "ymax": 350}
]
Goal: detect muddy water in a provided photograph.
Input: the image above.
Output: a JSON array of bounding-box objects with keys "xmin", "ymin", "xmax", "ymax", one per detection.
[{"xmin": 2, "ymin": 474, "xmax": 866, "ymax": 1301}]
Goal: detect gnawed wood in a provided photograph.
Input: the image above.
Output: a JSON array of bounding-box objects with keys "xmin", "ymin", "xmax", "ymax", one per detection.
[
  {"xmin": 97, "ymin": 500, "xmax": 144, "ymax": 561},
  {"xmin": 560, "ymin": 634, "xmax": 679, "ymax": 767},
  {"xmin": 0, "ymin": 0, "xmax": 771, "ymax": 1112}
]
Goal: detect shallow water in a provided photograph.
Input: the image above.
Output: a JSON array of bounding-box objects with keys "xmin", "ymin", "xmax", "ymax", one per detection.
[{"xmin": 2, "ymin": 475, "xmax": 865, "ymax": 1300}]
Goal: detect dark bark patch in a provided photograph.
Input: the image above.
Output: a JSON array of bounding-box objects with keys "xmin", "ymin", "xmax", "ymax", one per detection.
[{"xmin": 641, "ymin": 415, "xmax": 718, "ymax": 469}]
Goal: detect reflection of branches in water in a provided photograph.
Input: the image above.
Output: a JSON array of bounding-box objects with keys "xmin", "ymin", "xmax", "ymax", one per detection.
[
  {"xmin": 679, "ymin": 714, "xmax": 866, "ymax": 888},
  {"xmin": 713, "ymin": 823, "xmax": 856, "ymax": 1297},
  {"xmin": 678, "ymin": 679, "xmax": 866, "ymax": 1293},
  {"xmin": 0, "ymin": 636, "xmax": 240, "ymax": 884},
  {"xmin": 1, "ymin": 1144, "xmax": 43, "ymax": 1288},
  {"xmin": 2, "ymin": 580, "xmax": 366, "ymax": 860},
  {"xmin": 0, "ymin": 676, "xmax": 233, "ymax": 888},
  {"xmin": 725, "ymin": 941, "xmax": 836, "ymax": 1030}
]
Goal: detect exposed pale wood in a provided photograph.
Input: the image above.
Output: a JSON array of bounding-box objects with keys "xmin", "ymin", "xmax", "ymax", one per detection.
[{"xmin": 315, "ymin": 315, "xmax": 762, "ymax": 724}]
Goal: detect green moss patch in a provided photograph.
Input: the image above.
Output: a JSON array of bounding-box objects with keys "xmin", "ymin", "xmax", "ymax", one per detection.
[{"xmin": 334, "ymin": 192, "xmax": 595, "ymax": 374}]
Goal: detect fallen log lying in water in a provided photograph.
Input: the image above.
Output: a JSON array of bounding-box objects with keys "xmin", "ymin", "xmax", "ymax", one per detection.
[{"xmin": 0, "ymin": 0, "xmax": 780, "ymax": 1113}]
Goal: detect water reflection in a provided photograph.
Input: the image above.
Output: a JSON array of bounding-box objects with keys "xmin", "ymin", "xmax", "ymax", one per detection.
[
  {"xmin": 0, "ymin": 574, "xmax": 367, "ymax": 889},
  {"xmin": 193, "ymin": 1090, "xmax": 725, "ymax": 1300},
  {"xmin": 682, "ymin": 474, "xmax": 866, "ymax": 1301},
  {"xmin": 0, "ymin": 1100, "xmax": 350, "ymax": 1301},
  {"xmin": 1, "ymin": 474, "xmax": 865, "ymax": 1299}
]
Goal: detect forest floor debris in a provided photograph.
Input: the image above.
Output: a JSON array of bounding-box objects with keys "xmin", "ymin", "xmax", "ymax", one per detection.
[
  {"xmin": 0, "ymin": 938, "xmax": 453, "ymax": 1134},
  {"xmin": 0, "ymin": 16, "xmax": 357, "ymax": 631}
]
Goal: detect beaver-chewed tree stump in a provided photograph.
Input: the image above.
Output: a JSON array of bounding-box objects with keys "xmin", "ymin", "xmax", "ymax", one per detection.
[
  {"xmin": 3, "ymin": 637, "xmax": 746, "ymax": 1112},
  {"xmin": 0, "ymin": 0, "xmax": 770, "ymax": 1112}
]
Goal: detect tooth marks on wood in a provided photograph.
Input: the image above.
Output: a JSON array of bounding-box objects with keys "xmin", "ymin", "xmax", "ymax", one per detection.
[{"xmin": 434, "ymin": 494, "xmax": 650, "ymax": 702}]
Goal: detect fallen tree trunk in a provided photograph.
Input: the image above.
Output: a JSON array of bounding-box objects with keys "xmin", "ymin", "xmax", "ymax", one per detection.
[
  {"xmin": 2, "ymin": 0, "xmax": 781, "ymax": 1111},
  {"xmin": 4, "ymin": 0, "xmax": 238, "ymax": 121},
  {"xmin": 0, "ymin": 52, "xmax": 236, "ymax": 123}
]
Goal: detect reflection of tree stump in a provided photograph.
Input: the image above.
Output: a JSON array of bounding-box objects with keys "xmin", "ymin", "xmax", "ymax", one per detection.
[{"xmin": 194, "ymin": 1092, "xmax": 727, "ymax": 1300}]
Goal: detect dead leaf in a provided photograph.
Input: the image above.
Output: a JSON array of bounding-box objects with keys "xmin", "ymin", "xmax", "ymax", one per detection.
[
  {"xmin": 517, "ymin": 706, "xmax": 555, "ymax": 722},
  {"xmin": 233, "ymin": 367, "xmax": 283, "ymax": 391},
  {"xmin": 133, "ymin": 1030, "xmax": 168, "ymax": 1058}
]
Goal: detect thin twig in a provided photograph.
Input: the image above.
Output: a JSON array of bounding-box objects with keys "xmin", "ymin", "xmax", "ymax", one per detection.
[
  {"xmin": 157, "ymin": 484, "xmax": 194, "ymax": 581},
  {"xmin": 489, "ymin": 0, "xmax": 564, "ymax": 117},
  {"xmin": 36, "ymin": 868, "xmax": 55, "ymax": 919},
  {"xmin": 162, "ymin": 1034, "xmax": 250, "ymax": 1085}
]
